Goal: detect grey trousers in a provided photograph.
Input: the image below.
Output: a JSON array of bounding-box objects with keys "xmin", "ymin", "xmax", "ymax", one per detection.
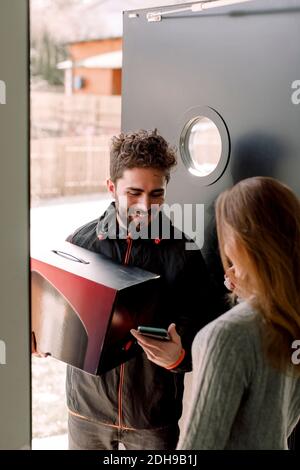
[{"xmin": 68, "ymin": 412, "xmax": 179, "ymax": 450}]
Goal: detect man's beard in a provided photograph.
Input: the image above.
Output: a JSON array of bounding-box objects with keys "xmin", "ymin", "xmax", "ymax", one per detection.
[{"xmin": 115, "ymin": 198, "xmax": 159, "ymax": 233}]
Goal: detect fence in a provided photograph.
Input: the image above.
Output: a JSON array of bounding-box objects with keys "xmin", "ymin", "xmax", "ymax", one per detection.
[
  {"xmin": 31, "ymin": 93, "xmax": 121, "ymax": 199},
  {"xmin": 31, "ymin": 135, "xmax": 113, "ymax": 199}
]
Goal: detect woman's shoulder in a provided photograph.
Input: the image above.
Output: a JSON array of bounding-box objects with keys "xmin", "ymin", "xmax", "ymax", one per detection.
[
  {"xmin": 193, "ymin": 301, "xmax": 261, "ymax": 356},
  {"xmin": 216, "ymin": 300, "xmax": 259, "ymax": 327}
]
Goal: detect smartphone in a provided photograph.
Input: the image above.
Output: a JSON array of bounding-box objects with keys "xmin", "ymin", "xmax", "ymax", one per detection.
[{"xmin": 137, "ymin": 326, "xmax": 170, "ymax": 341}]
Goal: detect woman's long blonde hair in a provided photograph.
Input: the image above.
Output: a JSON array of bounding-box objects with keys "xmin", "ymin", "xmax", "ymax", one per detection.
[{"xmin": 216, "ymin": 176, "xmax": 300, "ymax": 373}]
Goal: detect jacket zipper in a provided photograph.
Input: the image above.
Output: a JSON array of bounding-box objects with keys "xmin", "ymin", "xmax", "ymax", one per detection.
[{"xmin": 118, "ymin": 236, "xmax": 133, "ymax": 428}]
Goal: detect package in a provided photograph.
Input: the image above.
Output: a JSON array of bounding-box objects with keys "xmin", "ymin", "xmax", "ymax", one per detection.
[{"xmin": 31, "ymin": 242, "xmax": 160, "ymax": 375}]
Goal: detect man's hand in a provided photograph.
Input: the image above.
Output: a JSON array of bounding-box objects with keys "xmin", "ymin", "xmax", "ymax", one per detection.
[
  {"xmin": 31, "ymin": 332, "xmax": 49, "ymax": 358},
  {"xmin": 130, "ymin": 323, "xmax": 183, "ymax": 369}
]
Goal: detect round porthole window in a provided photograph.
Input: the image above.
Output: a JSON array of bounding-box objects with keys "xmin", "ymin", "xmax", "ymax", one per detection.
[{"xmin": 180, "ymin": 107, "xmax": 230, "ymax": 185}]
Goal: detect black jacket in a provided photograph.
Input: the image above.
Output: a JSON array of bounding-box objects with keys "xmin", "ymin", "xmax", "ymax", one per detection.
[{"xmin": 66, "ymin": 203, "xmax": 218, "ymax": 430}]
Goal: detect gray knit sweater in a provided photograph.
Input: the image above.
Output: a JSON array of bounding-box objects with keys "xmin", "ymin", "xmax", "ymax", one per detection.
[{"xmin": 178, "ymin": 301, "xmax": 300, "ymax": 450}]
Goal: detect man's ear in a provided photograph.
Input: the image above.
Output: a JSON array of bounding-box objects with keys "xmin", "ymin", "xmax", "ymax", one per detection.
[{"xmin": 107, "ymin": 178, "xmax": 116, "ymax": 198}]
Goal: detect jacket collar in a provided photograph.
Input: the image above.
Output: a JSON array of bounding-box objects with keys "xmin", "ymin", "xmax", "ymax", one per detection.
[{"xmin": 96, "ymin": 202, "xmax": 180, "ymax": 243}]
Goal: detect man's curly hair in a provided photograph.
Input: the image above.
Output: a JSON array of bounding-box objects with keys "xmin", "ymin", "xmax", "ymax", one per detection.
[{"xmin": 110, "ymin": 129, "xmax": 177, "ymax": 183}]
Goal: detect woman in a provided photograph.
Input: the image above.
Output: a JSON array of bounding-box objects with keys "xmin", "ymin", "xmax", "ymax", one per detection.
[{"xmin": 178, "ymin": 176, "xmax": 300, "ymax": 450}]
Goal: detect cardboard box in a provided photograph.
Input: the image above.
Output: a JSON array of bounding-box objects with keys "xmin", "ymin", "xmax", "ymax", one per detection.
[{"xmin": 31, "ymin": 242, "xmax": 160, "ymax": 375}]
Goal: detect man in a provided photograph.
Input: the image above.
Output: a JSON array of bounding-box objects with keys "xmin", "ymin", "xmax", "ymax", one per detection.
[{"xmin": 66, "ymin": 129, "xmax": 218, "ymax": 450}]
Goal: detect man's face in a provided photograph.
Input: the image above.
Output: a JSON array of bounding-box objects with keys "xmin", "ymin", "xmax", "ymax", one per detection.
[{"xmin": 107, "ymin": 167, "xmax": 167, "ymax": 230}]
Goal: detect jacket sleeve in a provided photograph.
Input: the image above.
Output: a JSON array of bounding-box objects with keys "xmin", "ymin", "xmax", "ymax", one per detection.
[
  {"xmin": 65, "ymin": 218, "xmax": 99, "ymax": 249},
  {"xmin": 167, "ymin": 246, "xmax": 222, "ymax": 373}
]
